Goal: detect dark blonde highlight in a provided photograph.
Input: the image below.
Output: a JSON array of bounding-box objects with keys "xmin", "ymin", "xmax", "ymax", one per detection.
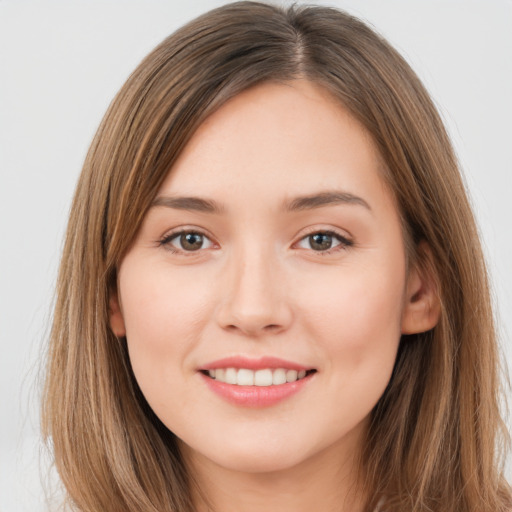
[{"xmin": 42, "ymin": 2, "xmax": 511, "ymax": 511}]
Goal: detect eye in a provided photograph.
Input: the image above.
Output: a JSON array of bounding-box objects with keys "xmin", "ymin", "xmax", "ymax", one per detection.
[
  {"xmin": 296, "ymin": 230, "xmax": 352, "ymax": 253},
  {"xmin": 160, "ymin": 230, "xmax": 214, "ymax": 253}
]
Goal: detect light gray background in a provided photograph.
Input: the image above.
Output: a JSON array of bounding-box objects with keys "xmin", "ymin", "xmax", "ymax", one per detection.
[{"xmin": 1, "ymin": 1, "xmax": 511, "ymax": 510}]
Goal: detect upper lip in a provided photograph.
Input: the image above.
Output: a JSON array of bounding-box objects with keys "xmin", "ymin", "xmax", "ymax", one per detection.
[{"xmin": 200, "ymin": 356, "xmax": 312, "ymax": 372}]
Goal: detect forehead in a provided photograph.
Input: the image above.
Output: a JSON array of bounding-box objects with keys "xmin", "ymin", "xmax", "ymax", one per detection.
[{"xmin": 158, "ymin": 80, "xmax": 392, "ymax": 214}]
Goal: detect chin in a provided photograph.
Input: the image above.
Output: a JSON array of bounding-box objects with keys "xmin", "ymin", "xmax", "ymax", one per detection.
[
  {"xmin": 213, "ymin": 450, "xmax": 305, "ymax": 475},
  {"xmin": 179, "ymin": 435, "xmax": 312, "ymax": 475}
]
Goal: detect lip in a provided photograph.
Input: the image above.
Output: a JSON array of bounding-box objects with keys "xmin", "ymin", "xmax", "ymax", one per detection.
[
  {"xmin": 200, "ymin": 356, "xmax": 311, "ymax": 371},
  {"xmin": 200, "ymin": 371, "xmax": 315, "ymax": 408},
  {"xmin": 198, "ymin": 356, "xmax": 316, "ymax": 408}
]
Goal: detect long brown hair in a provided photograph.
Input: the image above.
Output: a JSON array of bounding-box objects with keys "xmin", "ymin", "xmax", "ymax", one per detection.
[{"xmin": 42, "ymin": 2, "xmax": 511, "ymax": 511}]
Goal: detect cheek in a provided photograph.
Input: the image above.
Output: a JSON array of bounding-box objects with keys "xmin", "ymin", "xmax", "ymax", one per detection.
[
  {"xmin": 118, "ymin": 260, "xmax": 215, "ymax": 388},
  {"xmin": 298, "ymin": 264, "xmax": 405, "ymax": 440},
  {"xmin": 300, "ymin": 253, "xmax": 405, "ymax": 374},
  {"xmin": 120, "ymin": 261, "xmax": 210, "ymax": 338},
  {"xmin": 118, "ymin": 260, "xmax": 218, "ymax": 417}
]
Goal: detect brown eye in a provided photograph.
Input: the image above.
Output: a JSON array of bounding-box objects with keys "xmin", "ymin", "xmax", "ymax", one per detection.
[
  {"xmin": 180, "ymin": 233, "xmax": 204, "ymax": 251},
  {"xmin": 296, "ymin": 231, "xmax": 352, "ymax": 253},
  {"xmin": 309, "ymin": 233, "xmax": 334, "ymax": 251},
  {"xmin": 163, "ymin": 231, "xmax": 213, "ymax": 252}
]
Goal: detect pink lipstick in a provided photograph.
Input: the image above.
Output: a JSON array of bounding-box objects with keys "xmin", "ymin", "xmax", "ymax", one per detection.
[{"xmin": 199, "ymin": 356, "xmax": 316, "ymax": 407}]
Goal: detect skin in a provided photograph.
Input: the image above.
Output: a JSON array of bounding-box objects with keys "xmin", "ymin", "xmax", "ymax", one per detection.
[{"xmin": 110, "ymin": 80, "xmax": 439, "ymax": 512}]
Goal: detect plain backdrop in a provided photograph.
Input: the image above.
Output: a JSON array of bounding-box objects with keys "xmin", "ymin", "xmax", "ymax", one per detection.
[{"xmin": 1, "ymin": 1, "xmax": 511, "ymax": 510}]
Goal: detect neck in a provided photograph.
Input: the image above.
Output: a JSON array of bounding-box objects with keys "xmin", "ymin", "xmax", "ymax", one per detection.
[{"xmin": 181, "ymin": 431, "xmax": 367, "ymax": 512}]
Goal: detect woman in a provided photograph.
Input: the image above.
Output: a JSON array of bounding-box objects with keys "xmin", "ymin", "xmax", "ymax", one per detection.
[{"xmin": 42, "ymin": 2, "xmax": 511, "ymax": 511}]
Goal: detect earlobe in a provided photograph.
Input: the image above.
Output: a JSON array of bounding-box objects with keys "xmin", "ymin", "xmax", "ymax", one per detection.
[
  {"xmin": 401, "ymin": 243, "xmax": 441, "ymax": 335},
  {"xmin": 109, "ymin": 292, "xmax": 126, "ymax": 337}
]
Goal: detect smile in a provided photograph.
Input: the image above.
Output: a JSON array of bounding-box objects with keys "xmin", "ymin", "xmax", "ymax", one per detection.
[
  {"xmin": 203, "ymin": 367, "xmax": 312, "ymax": 386},
  {"xmin": 199, "ymin": 357, "xmax": 317, "ymax": 407}
]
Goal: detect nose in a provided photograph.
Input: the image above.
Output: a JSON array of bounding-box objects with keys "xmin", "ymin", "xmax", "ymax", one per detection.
[{"xmin": 215, "ymin": 247, "xmax": 293, "ymax": 337}]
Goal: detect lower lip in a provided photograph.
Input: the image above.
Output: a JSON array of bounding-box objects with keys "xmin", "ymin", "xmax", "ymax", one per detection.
[{"xmin": 200, "ymin": 372, "xmax": 314, "ymax": 408}]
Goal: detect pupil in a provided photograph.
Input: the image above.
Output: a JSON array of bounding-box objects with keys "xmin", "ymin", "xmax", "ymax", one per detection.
[
  {"xmin": 310, "ymin": 233, "xmax": 332, "ymax": 251},
  {"xmin": 181, "ymin": 233, "xmax": 203, "ymax": 251}
]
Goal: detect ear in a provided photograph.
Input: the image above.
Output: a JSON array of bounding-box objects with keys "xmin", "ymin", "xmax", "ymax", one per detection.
[
  {"xmin": 401, "ymin": 242, "xmax": 441, "ymax": 335},
  {"xmin": 109, "ymin": 290, "xmax": 126, "ymax": 337}
]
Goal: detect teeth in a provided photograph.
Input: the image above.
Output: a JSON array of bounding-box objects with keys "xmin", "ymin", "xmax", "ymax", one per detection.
[
  {"xmin": 286, "ymin": 369, "xmax": 298, "ymax": 382},
  {"xmin": 237, "ymin": 368, "xmax": 254, "ymax": 386},
  {"xmin": 207, "ymin": 367, "xmax": 311, "ymax": 386},
  {"xmin": 225, "ymin": 367, "xmax": 237, "ymax": 384},
  {"xmin": 272, "ymin": 368, "xmax": 287, "ymax": 385},
  {"xmin": 254, "ymin": 369, "xmax": 272, "ymax": 386}
]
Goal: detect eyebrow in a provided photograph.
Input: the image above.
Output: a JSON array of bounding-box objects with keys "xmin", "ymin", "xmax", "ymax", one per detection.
[
  {"xmin": 151, "ymin": 190, "xmax": 371, "ymax": 214},
  {"xmin": 283, "ymin": 191, "xmax": 371, "ymax": 212},
  {"xmin": 151, "ymin": 196, "xmax": 225, "ymax": 214}
]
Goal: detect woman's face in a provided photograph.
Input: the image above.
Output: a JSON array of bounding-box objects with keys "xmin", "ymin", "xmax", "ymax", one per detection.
[{"xmin": 112, "ymin": 80, "xmax": 420, "ymax": 474}]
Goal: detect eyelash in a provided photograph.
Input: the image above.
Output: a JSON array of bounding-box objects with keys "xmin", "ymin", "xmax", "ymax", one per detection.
[
  {"xmin": 298, "ymin": 228, "xmax": 354, "ymax": 255},
  {"xmin": 159, "ymin": 229, "xmax": 214, "ymax": 255},
  {"xmin": 158, "ymin": 228, "xmax": 353, "ymax": 256}
]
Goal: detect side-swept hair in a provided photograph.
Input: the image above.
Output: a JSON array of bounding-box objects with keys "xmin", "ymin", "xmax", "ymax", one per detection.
[{"xmin": 42, "ymin": 2, "xmax": 511, "ymax": 511}]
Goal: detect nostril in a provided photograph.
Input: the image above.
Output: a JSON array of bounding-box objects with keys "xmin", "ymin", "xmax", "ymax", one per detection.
[{"xmin": 223, "ymin": 322, "xmax": 283, "ymax": 335}]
